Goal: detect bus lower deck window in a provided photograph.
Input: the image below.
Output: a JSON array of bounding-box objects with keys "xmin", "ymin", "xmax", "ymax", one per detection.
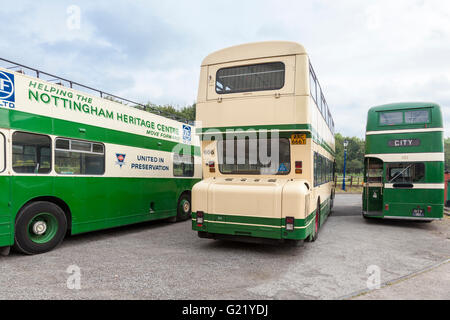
[
  {"xmin": 218, "ymin": 138, "xmax": 290, "ymax": 175},
  {"xmin": 387, "ymin": 162, "xmax": 425, "ymax": 183},
  {"xmin": 12, "ymin": 132, "xmax": 51, "ymax": 174},
  {"xmin": 55, "ymin": 138, "xmax": 105, "ymax": 175}
]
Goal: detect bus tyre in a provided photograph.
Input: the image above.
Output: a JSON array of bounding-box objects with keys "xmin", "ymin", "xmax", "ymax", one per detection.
[
  {"xmin": 176, "ymin": 194, "xmax": 192, "ymax": 222},
  {"xmin": 14, "ymin": 202, "xmax": 67, "ymax": 255},
  {"xmin": 307, "ymin": 202, "xmax": 320, "ymax": 242}
]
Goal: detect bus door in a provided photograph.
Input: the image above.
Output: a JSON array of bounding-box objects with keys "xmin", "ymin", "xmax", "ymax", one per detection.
[{"xmin": 364, "ymin": 158, "xmax": 384, "ymax": 215}]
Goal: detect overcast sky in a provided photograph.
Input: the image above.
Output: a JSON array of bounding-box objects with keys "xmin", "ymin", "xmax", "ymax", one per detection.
[{"xmin": 1, "ymin": 0, "xmax": 449, "ymax": 138}]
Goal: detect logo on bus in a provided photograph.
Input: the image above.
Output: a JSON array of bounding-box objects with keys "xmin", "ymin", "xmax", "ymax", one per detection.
[
  {"xmin": 116, "ymin": 153, "xmax": 126, "ymax": 168},
  {"xmin": 0, "ymin": 71, "xmax": 15, "ymax": 108},
  {"xmin": 388, "ymin": 139, "xmax": 421, "ymax": 147},
  {"xmin": 182, "ymin": 125, "xmax": 191, "ymax": 143}
]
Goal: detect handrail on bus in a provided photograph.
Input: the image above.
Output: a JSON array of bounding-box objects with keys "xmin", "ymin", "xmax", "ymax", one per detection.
[{"xmin": 0, "ymin": 57, "xmax": 194, "ymax": 125}]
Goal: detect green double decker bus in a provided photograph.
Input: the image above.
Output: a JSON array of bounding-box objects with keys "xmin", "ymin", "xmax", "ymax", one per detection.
[
  {"xmin": 363, "ymin": 102, "xmax": 444, "ymax": 221},
  {"xmin": 0, "ymin": 61, "xmax": 201, "ymax": 255}
]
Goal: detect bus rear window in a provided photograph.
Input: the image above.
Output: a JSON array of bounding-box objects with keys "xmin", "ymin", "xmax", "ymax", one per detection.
[
  {"xmin": 379, "ymin": 112, "xmax": 403, "ymax": 125},
  {"xmin": 405, "ymin": 110, "xmax": 429, "ymax": 124},
  {"xmin": 216, "ymin": 62, "xmax": 285, "ymax": 94},
  {"xmin": 387, "ymin": 162, "xmax": 425, "ymax": 183},
  {"xmin": 218, "ymin": 138, "xmax": 290, "ymax": 175}
]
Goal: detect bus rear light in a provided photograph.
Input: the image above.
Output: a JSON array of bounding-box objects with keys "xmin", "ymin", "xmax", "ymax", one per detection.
[
  {"xmin": 427, "ymin": 206, "xmax": 432, "ymax": 213},
  {"xmin": 385, "ymin": 204, "xmax": 389, "ymax": 211},
  {"xmin": 208, "ymin": 161, "xmax": 215, "ymax": 173},
  {"xmin": 196, "ymin": 211, "xmax": 204, "ymax": 226},
  {"xmin": 286, "ymin": 217, "xmax": 294, "ymax": 231},
  {"xmin": 295, "ymin": 161, "xmax": 302, "ymax": 169}
]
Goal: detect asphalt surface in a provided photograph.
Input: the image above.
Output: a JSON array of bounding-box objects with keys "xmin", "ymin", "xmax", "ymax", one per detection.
[{"xmin": 0, "ymin": 194, "xmax": 448, "ymax": 299}]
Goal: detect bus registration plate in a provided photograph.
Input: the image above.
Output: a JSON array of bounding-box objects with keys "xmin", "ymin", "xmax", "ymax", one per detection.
[
  {"xmin": 291, "ymin": 134, "xmax": 307, "ymax": 145},
  {"xmin": 412, "ymin": 208, "xmax": 425, "ymax": 217}
]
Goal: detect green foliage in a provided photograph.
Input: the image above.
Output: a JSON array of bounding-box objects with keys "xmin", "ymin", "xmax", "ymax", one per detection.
[
  {"xmin": 335, "ymin": 133, "xmax": 365, "ymax": 174},
  {"xmin": 133, "ymin": 102, "xmax": 196, "ymax": 123},
  {"xmin": 445, "ymin": 137, "xmax": 450, "ymax": 172}
]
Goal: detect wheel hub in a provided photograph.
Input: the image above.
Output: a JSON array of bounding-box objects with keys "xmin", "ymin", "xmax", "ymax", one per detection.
[
  {"xmin": 183, "ymin": 201, "xmax": 190, "ymax": 213},
  {"xmin": 32, "ymin": 221, "xmax": 47, "ymax": 235}
]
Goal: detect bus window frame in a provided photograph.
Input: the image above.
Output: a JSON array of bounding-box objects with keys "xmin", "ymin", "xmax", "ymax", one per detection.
[
  {"xmin": 54, "ymin": 137, "xmax": 106, "ymax": 176},
  {"xmin": 215, "ymin": 61, "xmax": 286, "ymax": 95},
  {"xmin": 12, "ymin": 131, "xmax": 52, "ymax": 175},
  {"xmin": 378, "ymin": 108, "xmax": 431, "ymax": 126},
  {"xmin": 218, "ymin": 137, "xmax": 291, "ymax": 176},
  {"xmin": 173, "ymin": 152, "xmax": 195, "ymax": 178},
  {"xmin": 0, "ymin": 132, "xmax": 5, "ymax": 173}
]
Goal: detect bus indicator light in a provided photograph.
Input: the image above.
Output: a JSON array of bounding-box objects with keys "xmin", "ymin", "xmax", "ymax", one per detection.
[{"xmin": 286, "ymin": 217, "xmax": 294, "ymax": 231}]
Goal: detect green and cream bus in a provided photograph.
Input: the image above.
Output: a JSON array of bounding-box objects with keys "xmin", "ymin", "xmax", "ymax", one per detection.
[
  {"xmin": 192, "ymin": 41, "xmax": 335, "ymax": 245},
  {"xmin": 363, "ymin": 102, "xmax": 444, "ymax": 221},
  {"xmin": 0, "ymin": 62, "xmax": 201, "ymax": 255}
]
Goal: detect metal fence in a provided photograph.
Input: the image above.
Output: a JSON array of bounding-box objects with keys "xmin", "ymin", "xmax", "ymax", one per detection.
[{"xmin": 335, "ymin": 176, "xmax": 364, "ymax": 189}]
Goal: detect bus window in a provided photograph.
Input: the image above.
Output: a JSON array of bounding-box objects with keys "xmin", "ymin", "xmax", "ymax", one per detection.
[
  {"xmin": 218, "ymin": 138, "xmax": 290, "ymax": 175},
  {"xmin": 405, "ymin": 110, "xmax": 429, "ymax": 124},
  {"xmin": 12, "ymin": 132, "xmax": 51, "ymax": 174},
  {"xmin": 386, "ymin": 162, "xmax": 425, "ymax": 183},
  {"xmin": 173, "ymin": 153, "xmax": 194, "ymax": 177},
  {"xmin": 379, "ymin": 112, "xmax": 403, "ymax": 125},
  {"xmin": 0, "ymin": 133, "xmax": 4, "ymax": 172},
  {"xmin": 216, "ymin": 62, "xmax": 285, "ymax": 94},
  {"xmin": 55, "ymin": 138, "xmax": 105, "ymax": 175}
]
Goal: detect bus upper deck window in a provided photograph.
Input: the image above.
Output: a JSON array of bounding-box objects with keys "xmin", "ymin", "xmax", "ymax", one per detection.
[
  {"xmin": 379, "ymin": 112, "xmax": 403, "ymax": 126},
  {"xmin": 405, "ymin": 110, "xmax": 429, "ymax": 124},
  {"xmin": 216, "ymin": 62, "xmax": 285, "ymax": 94}
]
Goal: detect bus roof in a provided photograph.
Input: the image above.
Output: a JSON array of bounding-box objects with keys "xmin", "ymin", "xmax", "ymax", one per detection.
[
  {"xmin": 368, "ymin": 102, "xmax": 441, "ymax": 113},
  {"xmin": 366, "ymin": 102, "xmax": 443, "ymax": 132},
  {"xmin": 201, "ymin": 41, "xmax": 307, "ymax": 66}
]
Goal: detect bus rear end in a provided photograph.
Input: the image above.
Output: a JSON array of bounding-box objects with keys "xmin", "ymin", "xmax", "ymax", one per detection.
[
  {"xmin": 192, "ymin": 41, "xmax": 334, "ymax": 244},
  {"xmin": 192, "ymin": 136, "xmax": 312, "ymax": 243},
  {"xmin": 363, "ymin": 103, "xmax": 444, "ymax": 221}
]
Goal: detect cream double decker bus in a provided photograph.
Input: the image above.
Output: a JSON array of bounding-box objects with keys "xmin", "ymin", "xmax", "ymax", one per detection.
[{"xmin": 192, "ymin": 41, "xmax": 335, "ymax": 245}]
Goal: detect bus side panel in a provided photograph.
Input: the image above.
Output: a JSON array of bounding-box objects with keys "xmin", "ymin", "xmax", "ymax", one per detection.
[
  {"xmin": 10, "ymin": 176, "xmax": 54, "ymax": 234},
  {"xmin": 0, "ymin": 176, "xmax": 12, "ymax": 247},
  {"xmin": 68, "ymin": 178, "xmax": 200, "ymax": 235}
]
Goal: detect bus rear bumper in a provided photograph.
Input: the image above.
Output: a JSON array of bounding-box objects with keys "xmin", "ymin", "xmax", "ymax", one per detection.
[
  {"xmin": 192, "ymin": 213, "xmax": 313, "ymax": 241},
  {"xmin": 382, "ymin": 216, "xmax": 442, "ymax": 222},
  {"xmin": 362, "ymin": 211, "xmax": 442, "ymax": 221}
]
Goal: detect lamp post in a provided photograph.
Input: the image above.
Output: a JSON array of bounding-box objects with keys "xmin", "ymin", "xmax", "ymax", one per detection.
[{"xmin": 343, "ymin": 140, "xmax": 349, "ymax": 191}]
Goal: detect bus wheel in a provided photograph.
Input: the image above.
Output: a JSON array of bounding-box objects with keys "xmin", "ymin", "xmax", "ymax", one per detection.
[
  {"xmin": 176, "ymin": 193, "xmax": 192, "ymax": 222},
  {"xmin": 14, "ymin": 202, "xmax": 67, "ymax": 255}
]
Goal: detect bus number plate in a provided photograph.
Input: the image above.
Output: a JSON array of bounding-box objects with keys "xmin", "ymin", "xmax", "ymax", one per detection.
[
  {"xmin": 412, "ymin": 208, "xmax": 425, "ymax": 217},
  {"xmin": 291, "ymin": 134, "xmax": 307, "ymax": 145}
]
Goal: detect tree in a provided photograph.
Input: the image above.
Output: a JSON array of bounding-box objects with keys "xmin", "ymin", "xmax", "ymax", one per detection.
[
  {"xmin": 133, "ymin": 102, "xmax": 196, "ymax": 122},
  {"xmin": 334, "ymin": 133, "xmax": 365, "ymax": 175}
]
